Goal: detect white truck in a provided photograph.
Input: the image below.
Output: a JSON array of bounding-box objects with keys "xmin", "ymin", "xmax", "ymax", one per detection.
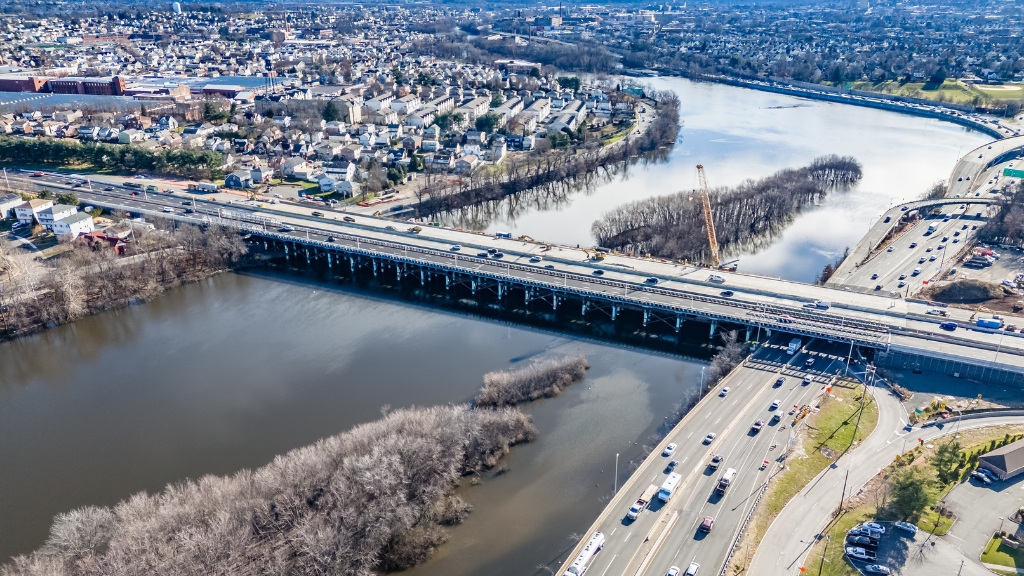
[
  {"xmin": 626, "ymin": 485, "xmax": 660, "ymax": 520},
  {"xmin": 715, "ymin": 468, "xmax": 737, "ymax": 495},
  {"xmin": 787, "ymin": 338, "xmax": 802, "ymax": 355},
  {"xmin": 657, "ymin": 472, "xmax": 682, "ymax": 502},
  {"xmin": 926, "ymin": 222, "xmax": 939, "ymax": 235},
  {"xmin": 563, "ymin": 531, "xmax": 605, "ymax": 576}
]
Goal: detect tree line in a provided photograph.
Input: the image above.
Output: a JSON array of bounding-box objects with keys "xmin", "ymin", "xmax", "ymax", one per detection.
[
  {"xmin": 475, "ymin": 354, "xmax": 589, "ymax": 408},
  {"xmin": 0, "ymin": 221, "xmax": 247, "ymax": 340},
  {"xmin": 414, "ymin": 92, "xmax": 680, "ymax": 216},
  {"xmin": 0, "ymin": 137, "xmax": 226, "ymax": 180},
  {"xmin": 2, "ymin": 405, "xmax": 536, "ymax": 576},
  {"xmin": 591, "ymin": 156, "xmax": 863, "ymax": 263},
  {"xmin": 979, "ymin": 180, "xmax": 1024, "ymax": 245}
]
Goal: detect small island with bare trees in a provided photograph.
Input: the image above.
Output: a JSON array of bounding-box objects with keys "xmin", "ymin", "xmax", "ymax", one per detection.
[{"xmin": 591, "ymin": 155, "xmax": 863, "ymax": 262}]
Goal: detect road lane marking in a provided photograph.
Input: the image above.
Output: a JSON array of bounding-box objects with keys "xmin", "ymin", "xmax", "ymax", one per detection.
[{"xmin": 600, "ymin": 555, "xmax": 619, "ymax": 576}]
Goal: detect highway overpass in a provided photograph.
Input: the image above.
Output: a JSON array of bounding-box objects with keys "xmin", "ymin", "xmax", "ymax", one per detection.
[{"xmin": 9, "ymin": 170, "xmax": 1024, "ymax": 384}]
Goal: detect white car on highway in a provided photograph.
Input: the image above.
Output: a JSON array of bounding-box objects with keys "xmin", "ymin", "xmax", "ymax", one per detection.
[
  {"xmin": 666, "ymin": 567, "xmax": 680, "ymax": 576},
  {"xmin": 703, "ymin": 433, "xmax": 716, "ymax": 444},
  {"xmin": 684, "ymin": 562, "xmax": 699, "ymax": 576},
  {"xmin": 663, "ymin": 443, "xmax": 677, "ymax": 456},
  {"xmin": 770, "ymin": 400, "xmax": 780, "ymax": 410},
  {"xmin": 720, "ymin": 387, "xmax": 730, "ymax": 397}
]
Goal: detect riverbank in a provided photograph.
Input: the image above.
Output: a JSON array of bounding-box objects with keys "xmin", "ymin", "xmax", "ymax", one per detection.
[
  {"xmin": 672, "ymin": 72, "xmax": 1007, "ymax": 139},
  {"xmin": 3, "ymin": 404, "xmax": 537, "ymax": 576},
  {"xmin": 414, "ymin": 93, "xmax": 680, "ymax": 217},
  {"xmin": 0, "ymin": 219, "xmax": 247, "ymax": 342}
]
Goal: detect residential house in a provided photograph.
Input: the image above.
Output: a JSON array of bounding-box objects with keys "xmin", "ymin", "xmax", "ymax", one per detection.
[
  {"xmin": 322, "ymin": 160, "xmax": 355, "ymax": 181},
  {"xmin": 38, "ymin": 204, "xmax": 79, "ymax": 229},
  {"xmin": 224, "ymin": 170, "xmax": 254, "ymax": 189},
  {"xmin": 455, "ymin": 154, "xmax": 480, "ymax": 174},
  {"xmin": 0, "ymin": 193, "xmax": 24, "ymax": 218},
  {"xmin": 401, "ymin": 135, "xmax": 423, "ymax": 151},
  {"xmin": 317, "ymin": 175, "xmax": 337, "ymax": 192},
  {"xmin": 366, "ymin": 93, "xmax": 395, "ymax": 111},
  {"xmin": 51, "ymin": 212, "xmax": 94, "ymax": 237},
  {"xmin": 456, "ymin": 97, "xmax": 490, "ymax": 121},
  {"xmin": 335, "ymin": 180, "xmax": 360, "ymax": 198},
  {"xmin": 15, "ymin": 199, "xmax": 53, "ymax": 224},
  {"xmin": 392, "ymin": 94, "xmax": 421, "ymax": 114}
]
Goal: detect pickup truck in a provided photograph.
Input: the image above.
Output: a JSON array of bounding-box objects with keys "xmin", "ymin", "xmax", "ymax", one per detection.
[
  {"xmin": 626, "ymin": 485, "xmax": 660, "ymax": 521},
  {"xmin": 845, "ymin": 546, "xmax": 876, "ymax": 561}
]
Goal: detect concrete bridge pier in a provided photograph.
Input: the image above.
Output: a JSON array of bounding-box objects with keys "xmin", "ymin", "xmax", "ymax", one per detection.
[
  {"xmin": 419, "ymin": 269, "xmax": 425, "ymax": 286},
  {"xmin": 643, "ymin": 308, "xmax": 650, "ymax": 327},
  {"xmin": 372, "ymin": 259, "xmax": 378, "ymax": 278},
  {"xmin": 349, "ymin": 256, "xmax": 355, "ymax": 274},
  {"xmin": 326, "ymin": 253, "xmax": 331, "ymax": 269},
  {"xmin": 675, "ymin": 314, "xmax": 683, "ymax": 333},
  {"xmin": 709, "ymin": 320, "xmax": 717, "ymax": 338},
  {"xmin": 611, "ymin": 305, "xmax": 619, "ymax": 321},
  {"xmin": 445, "ymin": 274, "xmax": 450, "ymax": 291},
  {"xmin": 552, "ymin": 293, "xmax": 558, "ymax": 310},
  {"xmin": 581, "ymin": 299, "xmax": 588, "ymax": 316},
  {"xmin": 745, "ymin": 326, "xmax": 752, "ymax": 342},
  {"xmin": 525, "ymin": 288, "xmax": 531, "ymax": 306},
  {"xmin": 284, "ymin": 244, "xmax": 289, "ymax": 262},
  {"xmin": 498, "ymin": 282, "xmax": 505, "ymax": 300},
  {"xmin": 471, "ymin": 279, "xmax": 477, "ymax": 294},
  {"xmin": 305, "ymin": 248, "xmax": 310, "ymax": 264}
]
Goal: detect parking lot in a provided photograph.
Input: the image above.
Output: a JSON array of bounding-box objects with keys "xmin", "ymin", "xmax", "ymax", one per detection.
[{"xmin": 844, "ymin": 520, "xmax": 990, "ymax": 575}]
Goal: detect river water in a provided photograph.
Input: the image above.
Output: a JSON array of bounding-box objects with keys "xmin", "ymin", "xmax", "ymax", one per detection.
[
  {"xmin": 0, "ymin": 79, "xmax": 993, "ymax": 572},
  {"xmin": 464, "ymin": 77, "xmax": 989, "ymax": 282}
]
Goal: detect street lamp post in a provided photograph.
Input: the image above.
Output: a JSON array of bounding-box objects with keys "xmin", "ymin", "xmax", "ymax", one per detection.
[{"xmin": 614, "ymin": 453, "xmax": 619, "ymax": 494}]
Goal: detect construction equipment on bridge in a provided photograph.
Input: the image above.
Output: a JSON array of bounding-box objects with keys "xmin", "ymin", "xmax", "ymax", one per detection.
[
  {"xmin": 407, "ymin": 226, "xmax": 423, "ymax": 234},
  {"xmin": 582, "ymin": 248, "xmax": 606, "ymax": 261},
  {"xmin": 696, "ymin": 164, "xmax": 720, "ymax": 268},
  {"xmin": 518, "ymin": 235, "xmax": 536, "ymax": 242},
  {"xmin": 969, "ymin": 306, "xmax": 994, "ymax": 322}
]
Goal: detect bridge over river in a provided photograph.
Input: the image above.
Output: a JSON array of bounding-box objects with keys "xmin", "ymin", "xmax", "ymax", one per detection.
[{"xmin": 52, "ymin": 178, "xmax": 1024, "ymax": 387}]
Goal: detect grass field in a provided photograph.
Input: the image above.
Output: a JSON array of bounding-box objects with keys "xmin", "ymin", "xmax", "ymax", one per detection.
[
  {"xmin": 844, "ymin": 79, "xmax": 1024, "ymax": 106},
  {"xmin": 982, "ymin": 535, "xmax": 1024, "ymax": 572}
]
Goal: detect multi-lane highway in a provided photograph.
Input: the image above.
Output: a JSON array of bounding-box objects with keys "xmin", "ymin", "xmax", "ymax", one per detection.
[
  {"xmin": 557, "ymin": 338, "xmax": 850, "ymax": 576},
  {"xmin": 7, "ymin": 169, "xmax": 1024, "ymax": 374},
  {"xmin": 838, "ymin": 202, "xmax": 985, "ymax": 295}
]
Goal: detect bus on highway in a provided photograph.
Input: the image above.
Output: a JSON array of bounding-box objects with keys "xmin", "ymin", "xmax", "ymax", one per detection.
[
  {"xmin": 657, "ymin": 472, "xmax": 682, "ymax": 502},
  {"xmin": 563, "ymin": 532, "xmax": 605, "ymax": 576}
]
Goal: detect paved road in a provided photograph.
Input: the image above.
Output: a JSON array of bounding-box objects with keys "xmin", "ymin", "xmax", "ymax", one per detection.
[
  {"xmin": 9, "ymin": 170, "xmax": 1024, "ymax": 373},
  {"xmin": 837, "ymin": 202, "xmax": 987, "ymax": 295},
  {"xmin": 749, "ymin": 393, "xmax": 1024, "ymax": 576},
  {"xmin": 554, "ymin": 338, "xmax": 850, "ymax": 576},
  {"xmin": 831, "ymin": 135, "xmax": 1024, "ymax": 293}
]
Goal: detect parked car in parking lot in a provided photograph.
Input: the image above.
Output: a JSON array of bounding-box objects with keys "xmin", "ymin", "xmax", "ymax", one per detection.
[
  {"xmin": 845, "ymin": 546, "xmax": 876, "ymax": 561},
  {"xmin": 893, "ymin": 521, "xmax": 917, "ymax": 535},
  {"xmin": 864, "ymin": 565, "xmax": 892, "ymax": 575}
]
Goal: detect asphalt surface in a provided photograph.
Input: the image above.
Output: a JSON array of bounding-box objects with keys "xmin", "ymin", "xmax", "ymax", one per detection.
[
  {"xmin": 9, "ymin": 170, "xmax": 1024, "ymax": 372},
  {"xmin": 555, "ymin": 337, "xmax": 849, "ymax": 576},
  {"xmin": 943, "ymin": 469, "xmax": 1024, "ymax": 570},
  {"xmin": 840, "ymin": 202, "xmax": 985, "ymax": 295},
  {"xmin": 749, "ymin": 390, "xmax": 1024, "ymax": 576}
]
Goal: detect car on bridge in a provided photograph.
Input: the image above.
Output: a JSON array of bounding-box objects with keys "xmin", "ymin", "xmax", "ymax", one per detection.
[
  {"xmin": 751, "ymin": 420, "xmax": 765, "ymax": 433},
  {"xmin": 709, "ymin": 454, "xmax": 723, "ymax": 470},
  {"xmin": 720, "ymin": 387, "xmax": 730, "ymax": 397},
  {"xmin": 450, "ymin": 245, "xmax": 461, "ymax": 251},
  {"xmin": 774, "ymin": 377, "xmax": 785, "ymax": 387},
  {"xmin": 663, "ymin": 443, "xmax": 677, "ymax": 456},
  {"xmin": 940, "ymin": 321, "xmax": 958, "ymax": 331},
  {"xmin": 699, "ymin": 516, "xmax": 714, "ymax": 532},
  {"xmin": 683, "ymin": 562, "xmax": 699, "ymax": 575},
  {"xmin": 703, "ymin": 433, "xmax": 716, "ymax": 444},
  {"xmin": 770, "ymin": 400, "xmax": 780, "ymax": 410},
  {"xmin": 720, "ymin": 290, "xmax": 734, "ymax": 297},
  {"xmin": 645, "ymin": 277, "xmax": 659, "ymax": 284}
]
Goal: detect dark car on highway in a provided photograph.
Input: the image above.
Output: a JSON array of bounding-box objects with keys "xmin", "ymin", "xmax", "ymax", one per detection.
[{"xmin": 940, "ymin": 321, "xmax": 958, "ymax": 331}]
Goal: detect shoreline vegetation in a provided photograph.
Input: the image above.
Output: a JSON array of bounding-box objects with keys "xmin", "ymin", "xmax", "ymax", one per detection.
[
  {"xmin": 3, "ymin": 405, "xmax": 536, "ymax": 576},
  {"xmin": 474, "ymin": 354, "xmax": 590, "ymax": 408},
  {"xmin": 413, "ymin": 91, "xmax": 681, "ymax": 217},
  {"xmin": 0, "ymin": 220, "xmax": 247, "ymax": 342},
  {"xmin": 592, "ymin": 155, "xmax": 862, "ymax": 262}
]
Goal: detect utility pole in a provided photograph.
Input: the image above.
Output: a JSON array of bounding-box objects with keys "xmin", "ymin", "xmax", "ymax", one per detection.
[
  {"xmin": 838, "ymin": 469, "xmax": 849, "ymax": 515},
  {"xmin": 817, "ymin": 535, "xmax": 830, "ymax": 576}
]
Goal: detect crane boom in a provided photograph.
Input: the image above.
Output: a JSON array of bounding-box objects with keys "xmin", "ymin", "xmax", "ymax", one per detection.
[{"xmin": 696, "ymin": 164, "xmax": 720, "ymax": 268}]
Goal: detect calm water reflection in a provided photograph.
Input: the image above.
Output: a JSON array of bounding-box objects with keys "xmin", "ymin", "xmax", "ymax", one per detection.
[
  {"xmin": 455, "ymin": 77, "xmax": 989, "ymax": 282},
  {"xmin": 0, "ymin": 271, "xmax": 702, "ymax": 575}
]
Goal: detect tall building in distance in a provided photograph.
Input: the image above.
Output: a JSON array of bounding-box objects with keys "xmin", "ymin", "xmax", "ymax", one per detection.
[{"xmin": 171, "ymin": 2, "xmax": 181, "ymax": 13}]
